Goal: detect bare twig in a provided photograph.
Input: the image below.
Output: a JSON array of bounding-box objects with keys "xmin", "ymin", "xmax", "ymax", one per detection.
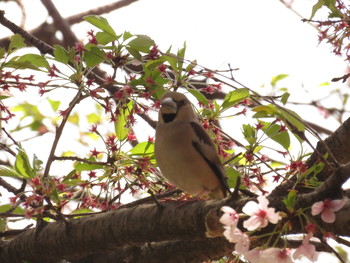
[{"xmin": 43, "ymin": 89, "xmax": 85, "ymax": 178}]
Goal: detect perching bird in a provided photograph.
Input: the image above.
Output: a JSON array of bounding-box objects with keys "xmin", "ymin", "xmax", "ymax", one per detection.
[{"xmin": 155, "ymin": 91, "xmax": 230, "ymax": 199}]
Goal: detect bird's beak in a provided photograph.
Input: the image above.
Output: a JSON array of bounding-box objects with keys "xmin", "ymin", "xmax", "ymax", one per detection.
[{"xmin": 160, "ymin": 97, "xmax": 178, "ymax": 114}]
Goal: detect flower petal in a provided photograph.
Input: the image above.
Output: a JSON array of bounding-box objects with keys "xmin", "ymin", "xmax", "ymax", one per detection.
[
  {"xmin": 257, "ymin": 195, "xmax": 269, "ymax": 210},
  {"xmin": 311, "ymin": 201, "xmax": 324, "ymax": 216},
  {"xmin": 329, "ymin": 199, "xmax": 345, "ymax": 212},
  {"xmin": 242, "ymin": 200, "xmax": 259, "ymax": 216},
  {"xmin": 321, "ymin": 208, "xmax": 336, "ymax": 223},
  {"xmin": 243, "ymin": 215, "xmax": 262, "ymax": 231}
]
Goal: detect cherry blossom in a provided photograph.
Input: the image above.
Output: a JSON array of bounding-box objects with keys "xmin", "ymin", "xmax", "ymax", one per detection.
[
  {"xmin": 220, "ymin": 206, "xmax": 239, "ymax": 226},
  {"xmin": 220, "ymin": 206, "xmax": 250, "ymax": 253},
  {"xmin": 242, "ymin": 195, "xmax": 281, "ymax": 231},
  {"xmin": 234, "ymin": 231, "xmax": 250, "ymax": 254},
  {"xmin": 261, "ymin": 248, "xmax": 293, "ymax": 263},
  {"xmin": 244, "ymin": 248, "xmax": 265, "ymax": 263},
  {"xmin": 293, "ymin": 233, "xmax": 318, "ymax": 262},
  {"xmin": 222, "ymin": 225, "xmax": 251, "ymax": 254},
  {"xmin": 311, "ymin": 198, "xmax": 345, "ymax": 223}
]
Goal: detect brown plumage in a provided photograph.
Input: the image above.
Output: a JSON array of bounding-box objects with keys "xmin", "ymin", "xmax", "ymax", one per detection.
[{"xmin": 155, "ymin": 91, "xmax": 230, "ymax": 199}]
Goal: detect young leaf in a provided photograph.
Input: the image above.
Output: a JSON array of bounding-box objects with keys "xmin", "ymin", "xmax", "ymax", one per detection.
[
  {"xmin": 281, "ymin": 92, "xmax": 290, "ymax": 105},
  {"xmin": 242, "ymin": 124, "xmax": 256, "ymax": 145},
  {"xmin": 123, "ymin": 31, "xmax": 133, "ymax": 41},
  {"xmin": 84, "ymin": 15, "xmax": 118, "ymax": 39},
  {"xmin": 84, "ymin": 46, "xmax": 106, "ymax": 68},
  {"xmin": 53, "ymin": 45, "xmax": 69, "ymax": 64},
  {"xmin": 225, "ymin": 166, "xmax": 242, "ymax": 189},
  {"xmin": 127, "ymin": 35, "xmax": 155, "ymax": 53},
  {"xmin": 130, "ymin": 141, "xmax": 154, "ymax": 156},
  {"xmin": 75, "ymin": 160, "xmax": 103, "ymax": 172},
  {"xmin": 187, "ymin": 89, "xmax": 209, "ymax": 106},
  {"xmin": 16, "ymin": 54, "xmax": 50, "ymax": 69},
  {"xmin": 0, "ymin": 47, "xmax": 5, "ymax": 59},
  {"xmin": 95, "ymin": 31, "xmax": 116, "ymax": 45},
  {"xmin": 280, "ymin": 109, "xmax": 305, "ymax": 132},
  {"xmin": 262, "ymin": 122, "xmax": 290, "ymax": 150},
  {"xmin": 8, "ymin": 34, "xmax": 26, "ymax": 54},
  {"xmin": 14, "ymin": 148, "xmax": 35, "ymax": 179},
  {"xmin": 0, "ymin": 166, "xmax": 23, "ymax": 178},
  {"xmin": 283, "ymin": 189, "xmax": 297, "ymax": 212},
  {"xmin": 48, "ymin": 98, "xmax": 61, "ymax": 112},
  {"xmin": 115, "ymin": 101, "xmax": 133, "ymax": 141},
  {"xmin": 222, "ymin": 88, "xmax": 249, "ymax": 110},
  {"xmin": 270, "ymin": 74, "xmax": 288, "ymax": 87}
]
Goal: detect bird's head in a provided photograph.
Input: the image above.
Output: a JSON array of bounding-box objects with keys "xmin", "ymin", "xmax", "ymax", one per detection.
[{"xmin": 158, "ymin": 92, "xmax": 196, "ymax": 123}]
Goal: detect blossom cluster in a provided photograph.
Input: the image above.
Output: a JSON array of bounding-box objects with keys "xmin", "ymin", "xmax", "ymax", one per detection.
[{"xmin": 220, "ymin": 196, "xmax": 345, "ymax": 263}]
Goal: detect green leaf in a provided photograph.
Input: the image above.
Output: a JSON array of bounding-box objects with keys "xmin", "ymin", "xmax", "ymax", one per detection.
[
  {"xmin": 16, "ymin": 54, "xmax": 50, "ymax": 69},
  {"xmin": 164, "ymin": 54, "xmax": 178, "ymax": 72},
  {"xmin": 125, "ymin": 47, "xmax": 142, "ymax": 60},
  {"xmin": 74, "ymin": 159, "xmax": 103, "ymax": 172},
  {"xmin": 123, "ymin": 31, "xmax": 134, "ymax": 41},
  {"xmin": 225, "ymin": 166, "xmax": 241, "ymax": 189},
  {"xmin": 127, "ymin": 35, "xmax": 155, "ymax": 53},
  {"xmin": 68, "ymin": 112, "xmax": 80, "ymax": 125},
  {"xmin": 261, "ymin": 122, "xmax": 290, "ymax": 150},
  {"xmin": 14, "ymin": 148, "xmax": 35, "ymax": 179},
  {"xmin": 0, "ymin": 47, "xmax": 5, "ymax": 59},
  {"xmin": 95, "ymin": 31, "xmax": 116, "ymax": 45},
  {"xmin": 186, "ymin": 60, "xmax": 197, "ymax": 73},
  {"xmin": 61, "ymin": 169, "xmax": 77, "ymax": 183},
  {"xmin": 86, "ymin": 113, "xmax": 101, "ymax": 124},
  {"xmin": 242, "ymin": 124, "xmax": 256, "ymax": 145},
  {"xmin": 252, "ymin": 104, "xmax": 305, "ymax": 132},
  {"xmin": 283, "ymin": 189, "xmax": 297, "ymax": 211},
  {"xmin": 48, "ymin": 98, "xmax": 61, "ymax": 112},
  {"xmin": 222, "ymin": 88, "xmax": 249, "ymax": 110},
  {"xmin": 0, "ymin": 165, "xmax": 23, "ymax": 178},
  {"xmin": 281, "ymin": 92, "xmax": 290, "ymax": 105},
  {"xmin": 5, "ymin": 59, "xmax": 41, "ymax": 71},
  {"xmin": 281, "ymin": 109, "xmax": 305, "ymax": 132},
  {"xmin": 8, "ymin": 34, "xmax": 26, "ymax": 54},
  {"xmin": 53, "ymin": 45, "xmax": 69, "ymax": 64},
  {"xmin": 130, "ymin": 141, "xmax": 154, "ymax": 156},
  {"xmin": 310, "ymin": 0, "xmax": 324, "ymax": 19},
  {"xmin": 187, "ymin": 89, "xmax": 209, "ymax": 106},
  {"xmin": 84, "ymin": 15, "xmax": 118, "ymax": 39},
  {"xmin": 270, "ymin": 74, "xmax": 288, "ymax": 87},
  {"xmin": 50, "ymin": 188, "xmax": 60, "ymax": 203},
  {"xmin": 0, "ymin": 204, "xmax": 24, "ymax": 214},
  {"xmin": 84, "ymin": 45, "xmax": 105, "ymax": 67},
  {"xmin": 115, "ymin": 101, "xmax": 133, "ymax": 141}
]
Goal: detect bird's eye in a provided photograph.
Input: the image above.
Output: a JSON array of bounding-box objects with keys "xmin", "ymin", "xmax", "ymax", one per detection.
[{"xmin": 176, "ymin": 99, "xmax": 186, "ymax": 107}]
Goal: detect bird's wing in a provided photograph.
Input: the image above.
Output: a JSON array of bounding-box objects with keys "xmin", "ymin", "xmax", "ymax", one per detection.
[{"xmin": 190, "ymin": 121, "xmax": 231, "ymax": 194}]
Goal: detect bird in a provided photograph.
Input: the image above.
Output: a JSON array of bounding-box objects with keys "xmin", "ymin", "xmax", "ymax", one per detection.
[{"xmin": 154, "ymin": 91, "xmax": 230, "ymax": 199}]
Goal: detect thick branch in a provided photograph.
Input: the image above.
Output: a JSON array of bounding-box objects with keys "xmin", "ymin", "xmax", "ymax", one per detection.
[
  {"xmin": 72, "ymin": 238, "xmax": 234, "ymax": 263},
  {"xmin": 0, "ymin": 10, "xmax": 53, "ymax": 54},
  {"xmin": 0, "ymin": 199, "xmax": 234, "ymax": 263},
  {"xmin": 40, "ymin": 0, "xmax": 78, "ymax": 47}
]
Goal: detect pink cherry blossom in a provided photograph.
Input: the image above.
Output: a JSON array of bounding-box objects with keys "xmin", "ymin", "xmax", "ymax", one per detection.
[
  {"xmin": 235, "ymin": 231, "xmax": 250, "ymax": 254},
  {"xmin": 242, "ymin": 195, "xmax": 281, "ymax": 231},
  {"xmin": 311, "ymin": 198, "xmax": 345, "ymax": 223},
  {"xmin": 220, "ymin": 206, "xmax": 239, "ymax": 226},
  {"xmin": 293, "ymin": 233, "xmax": 318, "ymax": 262},
  {"xmin": 261, "ymin": 248, "xmax": 293, "ymax": 263},
  {"xmin": 244, "ymin": 248, "xmax": 266, "ymax": 263},
  {"xmin": 222, "ymin": 225, "xmax": 250, "ymax": 253},
  {"xmin": 222, "ymin": 223, "xmax": 242, "ymax": 243}
]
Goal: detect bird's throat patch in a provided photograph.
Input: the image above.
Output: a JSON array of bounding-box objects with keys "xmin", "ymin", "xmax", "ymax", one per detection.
[{"xmin": 162, "ymin": 113, "xmax": 177, "ymax": 123}]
